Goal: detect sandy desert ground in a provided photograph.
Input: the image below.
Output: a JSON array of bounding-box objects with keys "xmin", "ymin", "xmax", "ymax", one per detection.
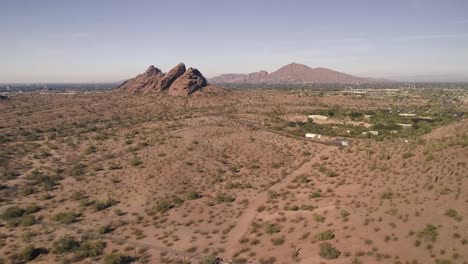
[{"xmin": 0, "ymin": 88, "xmax": 467, "ymax": 264}]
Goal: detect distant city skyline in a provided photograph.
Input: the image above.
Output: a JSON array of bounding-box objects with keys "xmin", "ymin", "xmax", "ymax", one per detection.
[{"xmin": 1, "ymin": 0, "xmax": 468, "ymax": 83}]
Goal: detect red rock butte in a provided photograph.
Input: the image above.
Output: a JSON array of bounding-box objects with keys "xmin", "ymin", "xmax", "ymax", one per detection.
[{"xmin": 118, "ymin": 63, "xmax": 223, "ymax": 96}]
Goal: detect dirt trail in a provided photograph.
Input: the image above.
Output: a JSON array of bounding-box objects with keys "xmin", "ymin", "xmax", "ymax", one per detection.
[{"xmin": 225, "ymin": 146, "xmax": 335, "ymax": 257}]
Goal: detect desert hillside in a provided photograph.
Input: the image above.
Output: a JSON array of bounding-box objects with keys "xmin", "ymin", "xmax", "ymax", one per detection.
[{"xmin": 0, "ymin": 88, "xmax": 467, "ymax": 264}]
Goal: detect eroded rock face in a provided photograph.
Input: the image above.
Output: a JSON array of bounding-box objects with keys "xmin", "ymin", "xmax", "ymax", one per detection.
[
  {"xmin": 168, "ymin": 68, "xmax": 208, "ymax": 96},
  {"xmin": 118, "ymin": 63, "xmax": 211, "ymax": 96},
  {"xmin": 117, "ymin": 65, "xmax": 164, "ymax": 92},
  {"xmin": 143, "ymin": 63, "xmax": 186, "ymax": 93}
]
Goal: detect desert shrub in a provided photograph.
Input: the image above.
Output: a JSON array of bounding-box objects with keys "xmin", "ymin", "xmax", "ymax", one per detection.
[
  {"xmin": 326, "ymin": 169, "xmax": 337, "ymax": 177},
  {"xmin": 267, "ymin": 190, "xmax": 279, "ymax": 199},
  {"xmin": 70, "ymin": 163, "xmax": 85, "ymax": 177},
  {"xmin": 417, "ymin": 224, "xmax": 438, "ymax": 242},
  {"xmin": 186, "ymin": 191, "xmax": 201, "ymax": 200},
  {"xmin": 52, "ymin": 212, "xmax": 78, "ymax": 224},
  {"xmin": 130, "ymin": 157, "xmax": 142, "ymax": 167},
  {"xmin": 108, "ymin": 163, "xmax": 122, "ymax": 170},
  {"xmin": 52, "ymin": 236, "xmax": 80, "ymax": 254},
  {"xmin": 154, "ymin": 199, "xmax": 173, "ymax": 213},
  {"xmin": 264, "ymin": 223, "xmax": 281, "ymax": 234},
  {"xmin": 402, "ymin": 152, "xmax": 414, "ymax": 159},
  {"xmin": 201, "ymin": 256, "xmax": 218, "ymax": 264},
  {"xmin": 114, "ymin": 209, "xmax": 125, "ymax": 216},
  {"xmin": 16, "ymin": 244, "xmax": 41, "ymax": 262},
  {"xmin": 296, "ymin": 174, "xmax": 310, "ymax": 183},
  {"xmin": 98, "ymin": 225, "xmax": 114, "ymax": 234},
  {"xmin": 259, "ymin": 257, "xmax": 277, "ymax": 264},
  {"xmin": 19, "ymin": 185, "xmax": 36, "ymax": 196},
  {"xmin": 313, "ymin": 213, "xmax": 325, "ymax": 222},
  {"xmin": 20, "ymin": 215, "xmax": 36, "ymax": 226},
  {"xmin": 215, "ymin": 192, "xmax": 235, "ymax": 203},
  {"xmin": 340, "ymin": 210, "xmax": 350, "ymax": 217},
  {"xmin": 102, "ymin": 253, "xmax": 132, "ymax": 264},
  {"xmin": 1, "ymin": 206, "xmax": 25, "ymax": 220},
  {"xmin": 25, "ymin": 204, "xmax": 40, "ymax": 214},
  {"xmin": 380, "ymin": 191, "xmax": 393, "ymax": 199},
  {"xmin": 93, "ymin": 199, "xmax": 118, "ymax": 211},
  {"xmin": 316, "ymin": 230, "xmax": 335, "ymax": 241},
  {"xmin": 445, "ymin": 209, "xmax": 462, "ymax": 221},
  {"xmin": 319, "ymin": 242, "xmax": 341, "ymax": 259},
  {"xmin": 271, "ymin": 162, "xmax": 283, "ymax": 169},
  {"xmin": 271, "ymin": 237, "xmax": 285, "ymax": 245},
  {"xmin": 1, "ymin": 206, "xmax": 39, "ymax": 226},
  {"xmin": 285, "ymin": 205, "xmax": 299, "ymax": 211},
  {"xmin": 76, "ymin": 240, "xmax": 106, "ymax": 258},
  {"xmin": 70, "ymin": 190, "xmax": 86, "ymax": 201},
  {"xmin": 310, "ymin": 191, "xmax": 321, "ymax": 198}
]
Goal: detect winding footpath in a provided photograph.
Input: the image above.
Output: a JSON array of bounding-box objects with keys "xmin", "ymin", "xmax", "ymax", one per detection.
[{"xmin": 224, "ymin": 146, "xmax": 335, "ymax": 257}]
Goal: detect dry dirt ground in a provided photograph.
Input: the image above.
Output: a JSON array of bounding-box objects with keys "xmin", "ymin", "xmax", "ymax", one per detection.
[{"xmin": 0, "ymin": 89, "xmax": 467, "ymax": 264}]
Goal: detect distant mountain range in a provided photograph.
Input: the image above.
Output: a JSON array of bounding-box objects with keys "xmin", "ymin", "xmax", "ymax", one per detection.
[{"xmin": 209, "ymin": 63, "xmax": 387, "ymax": 84}]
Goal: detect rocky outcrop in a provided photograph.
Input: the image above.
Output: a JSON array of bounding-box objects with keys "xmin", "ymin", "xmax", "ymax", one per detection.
[
  {"xmin": 168, "ymin": 68, "xmax": 207, "ymax": 96},
  {"xmin": 143, "ymin": 63, "xmax": 186, "ymax": 93},
  {"xmin": 119, "ymin": 63, "xmax": 216, "ymax": 96},
  {"xmin": 117, "ymin": 65, "xmax": 164, "ymax": 92}
]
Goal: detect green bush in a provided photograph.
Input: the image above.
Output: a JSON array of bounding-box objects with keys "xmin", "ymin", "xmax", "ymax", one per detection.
[
  {"xmin": 402, "ymin": 152, "xmax": 414, "ymax": 159},
  {"xmin": 17, "ymin": 244, "xmax": 41, "ymax": 262},
  {"xmin": 313, "ymin": 213, "xmax": 325, "ymax": 223},
  {"xmin": 52, "ymin": 212, "xmax": 78, "ymax": 224},
  {"xmin": 20, "ymin": 215, "xmax": 37, "ymax": 226},
  {"xmin": 1, "ymin": 206, "xmax": 25, "ymax": 220},
  {"xmin": 445, "ymin": 209, "xmax": 462, "ymax": 221},
  {"xmin": 319, "ymin": 242, "xmax": 341, "ymax": 259},
  {"xmin": 103, "ymin": 253, "xmax": 130, "ymax": 264},
  {"xmin": 1, "ymin": 206, "xmax": 39, "ymax": 226},
  {"xmin": 417, "ymin": 224, "xmax": 438, "ymax": 242},
  {"xmin": 201, "ymin": 256, "xmax": 218, "ymax": 264},
  {"xmin": 70, "ymin": 163, "xmax": 85, "ymax": 177},
  {"xmin": 70, "ymin": 190, "xmax": 86, "ymax": 201},
  {"xmin": 76, "ymin": 240, "xmax": 106, "ymax": 258},
  {"xmin": 154, "ymin": 199, "xmax": 173, "ymax": 213},
  {"xmin": 186, "ymin": 191, "xmax": 201, "ymax": 200},
  {"xmin": 271, "ymin": 237, "xmax": 285, "ymax": 245},
  {"xmin": 215, "ymin": 192, "xmax": 235, "ymax": 203},
  {"xmin": 52, "ymin": 236, "xmax": 80, "ymax": 254},
  {"xmin": 264, "ymin": 223, "xmax": 281, "ymax": 234},
  {"xmin": 130, "ymin": 157, "xmax": 142, "ymax": 167},
  {"xmin": 93, "ymin": 199, "xmax": 118, "ymax": 212},
  {"xmin": 310, "ymin": 191, "xmax": 321, "ymax": 198},
  {"xmin": 316, "ymin": 230, "xmax": 335, "ymax": 241},
  {"xmin": 380, "ymin": 191, "xmax": 393, "ymax": 199}
]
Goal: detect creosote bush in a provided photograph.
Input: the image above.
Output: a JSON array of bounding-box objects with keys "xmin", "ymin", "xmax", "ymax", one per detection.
[
  {"xmin": 52, "ymin": 211, "xmax": 79, "ymax": 224},
  {"xmin": 319, "ymin": 242, "xmax": 341, "ymax": 259},
  {"xmin": 417, "ymin": 224, "xmax": 438, "ymax": 242},
  {"xmin": 316, "ymin": 230, "xmax": 335, "ymax": 241}
]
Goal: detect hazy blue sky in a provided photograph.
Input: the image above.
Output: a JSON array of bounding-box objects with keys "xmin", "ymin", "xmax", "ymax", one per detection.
[{"xmin": 1, "ymin": 0, "xmax": 467, "ymax": 82}]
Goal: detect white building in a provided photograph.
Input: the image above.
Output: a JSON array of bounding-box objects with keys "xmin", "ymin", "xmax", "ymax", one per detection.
[
  {"xmin": 308, "ymin": 115, "xmax": 328, "ymax": 121},
  {"xmin": 305, "ymin": 133, "xmax": 321, "ymax": 139},
  {"xmin": 399, "ymin": 113, "xmax": 416, "ymax": 117}
]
